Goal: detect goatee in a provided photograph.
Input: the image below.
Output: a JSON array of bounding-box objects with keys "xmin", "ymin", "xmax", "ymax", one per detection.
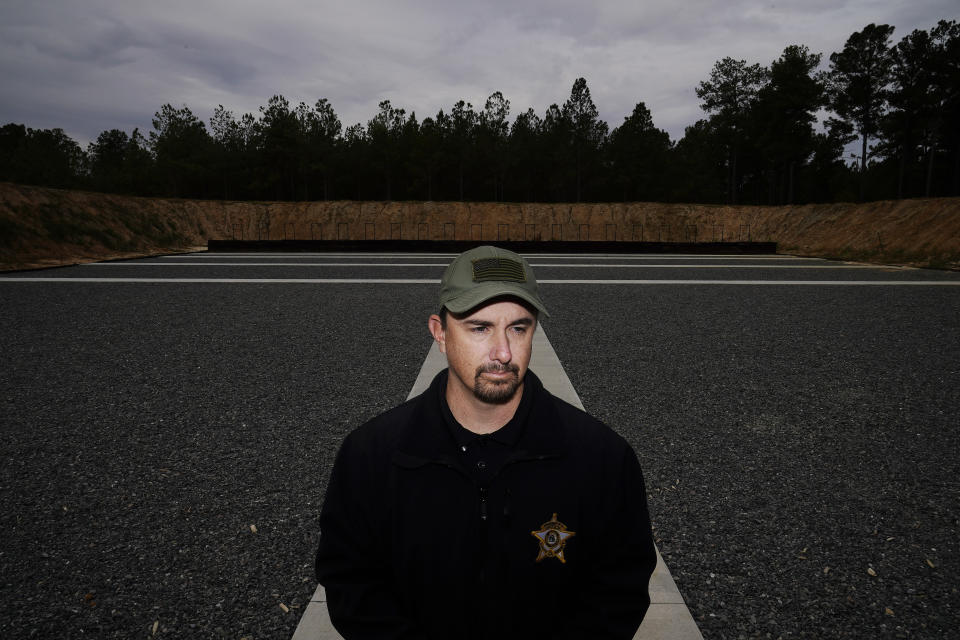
[{"xmin": 473, "ymin": 362, "xmax": 522, "ymax": 404}]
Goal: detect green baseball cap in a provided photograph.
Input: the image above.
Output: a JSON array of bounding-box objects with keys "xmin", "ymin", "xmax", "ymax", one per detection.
[{"xmin": 438, "ymin": 245, "xmax": 549, "ymax": 317}]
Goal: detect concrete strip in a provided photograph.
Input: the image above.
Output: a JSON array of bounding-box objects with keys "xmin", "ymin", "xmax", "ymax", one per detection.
[
  {"xmin": 292, "ymin": 328, "xmax": 703, "ymax": 640},
  {"xmin": 406, "ymin": 331, "xmax": 583, "ymax": 407},
  {"xmin": 291, "ymin": 586, "xmax": 337, "ymax": 640},
  {"xmin": 405, "ymin": 339, "xmax": 448, "ymax": 400}
]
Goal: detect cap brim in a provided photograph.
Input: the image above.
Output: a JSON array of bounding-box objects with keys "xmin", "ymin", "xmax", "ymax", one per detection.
[{"xmin": 443, "ymin": 281, "xmax": 550, "ymax": 317}]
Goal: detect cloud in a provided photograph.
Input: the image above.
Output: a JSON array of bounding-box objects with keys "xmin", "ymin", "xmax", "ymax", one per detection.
[{"xmin": 0, "ymin": 0, "xmax": 954, "ymax": 148}]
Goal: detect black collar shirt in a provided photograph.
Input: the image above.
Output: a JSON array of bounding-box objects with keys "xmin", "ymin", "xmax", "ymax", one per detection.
[{"xmin": 438, "ymin": 370, "xmax": 534, "ymax": 485}]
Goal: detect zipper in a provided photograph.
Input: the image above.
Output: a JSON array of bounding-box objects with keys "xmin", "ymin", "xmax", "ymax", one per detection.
[{"xmin": 478, "ymin": 486, "xmax": 489, "ymax": 589}]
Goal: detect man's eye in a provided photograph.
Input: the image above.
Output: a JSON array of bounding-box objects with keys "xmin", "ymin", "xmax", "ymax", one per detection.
[
  {"xmin": 511, "ymin": 326, "xmax": 527, "ymax": 334},
  {"xmin": 472, "ymin": 326, "xmax": 488, "ymax": 333}
]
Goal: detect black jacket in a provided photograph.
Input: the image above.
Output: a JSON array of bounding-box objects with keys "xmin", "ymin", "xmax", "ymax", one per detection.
[{"xmin": 315, "ymin": 369, "xmax": 656, "ymax": 639}]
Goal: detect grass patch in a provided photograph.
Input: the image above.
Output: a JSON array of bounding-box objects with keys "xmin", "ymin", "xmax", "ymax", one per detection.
[
  {"xmin": 0, "ymin": 216, "xmax": 29, "ymax": 248},
  {"xmin": 27, "ymin": 203, "xmax": 190, "ymax": 252},
  {"xmin": 824, "ymin": 245, "xmax": 960, "ymax": 270},
  {"xmin": 37, "ymin": 206, "xmax": 126, "ymax": 250},
  {"xmin": 921, "ymin": 253, "xmax": 960, "ymax": 271},
  {"xmin": 156, "ymin": 232, "xmax": 186, "ymax": 247},
  {"xmin": 116, "ymin": 211, "xmax": 189, "ymax": 247}
]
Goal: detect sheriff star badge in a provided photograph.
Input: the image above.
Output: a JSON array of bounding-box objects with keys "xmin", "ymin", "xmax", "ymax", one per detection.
[{"xmin": 531, "ymin": 513, "xmax": 576, "ymax": 563}]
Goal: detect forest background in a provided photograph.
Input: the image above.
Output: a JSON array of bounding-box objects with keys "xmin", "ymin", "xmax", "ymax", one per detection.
[{"xmin": 2, "ymin": 21, "xmax": 959, "ymax": 207}]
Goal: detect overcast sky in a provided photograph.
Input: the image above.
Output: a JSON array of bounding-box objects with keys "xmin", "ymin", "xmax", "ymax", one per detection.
[{"xmin": 1, "ymin": 0, "xmax": 955, "ymax": 148}]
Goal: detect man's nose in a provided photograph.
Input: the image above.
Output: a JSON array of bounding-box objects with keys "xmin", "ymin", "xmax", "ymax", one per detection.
[{"xmin": 490, "ymin": 330, "xmax": 512, "ymax": 363}]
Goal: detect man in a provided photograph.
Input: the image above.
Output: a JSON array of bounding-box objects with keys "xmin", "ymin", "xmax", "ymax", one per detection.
[{"xmin": 315, "ymin": 245, "xmax": 656, "ymax": 639}]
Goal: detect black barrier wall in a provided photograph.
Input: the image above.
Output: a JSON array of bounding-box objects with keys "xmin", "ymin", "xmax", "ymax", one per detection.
[{"xmin": 207, "ymin": 240, "xmax": 778, "ymax": 254}]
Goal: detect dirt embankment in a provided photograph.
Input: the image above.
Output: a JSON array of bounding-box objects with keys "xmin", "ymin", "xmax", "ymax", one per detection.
[{"xmin": 1, "ymin": 181, "xmax": 958, "ymax": 270}]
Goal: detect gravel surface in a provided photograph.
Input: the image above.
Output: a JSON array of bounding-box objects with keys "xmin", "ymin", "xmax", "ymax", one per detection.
[
  {"xmin": 542, "ymin": 284, "xmax": 960, "ymax": 639},
  {"xmin": 1, "ymin": 256, "xmax": 958, "ymax": 639},
  {"xmin": 0, "ymin": 280, "xmax": 435, "ymax": 639}
]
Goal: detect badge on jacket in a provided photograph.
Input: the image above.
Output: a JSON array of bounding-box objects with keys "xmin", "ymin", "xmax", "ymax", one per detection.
[{"xmin": 531, "ymin": 513, "xmax": 576, "ymax": 563}]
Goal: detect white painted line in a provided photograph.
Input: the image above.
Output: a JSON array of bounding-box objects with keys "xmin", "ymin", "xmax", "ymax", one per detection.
[
  {"xmin": 500, "ymin": 254, "xmax": 772, "ymax": 258},
  {"xmin": 162, "ymin": 253, "xmax": 458, "ymax": 258},
  {"xmin": 538, "ymin": 280, "xmax": 960, "ymax": 285},
  {"xmin": 3, "ymin": 278, "xmax": 958, "ymax": 286},
  {"xmin": 85, "ymin": 263, "xmax": 451, "ymax": 267},
  {"xmin": 165, "ymin": 253, "xmax": 800, "ymax": 260},
  {"xmin": 0, "ymin": 278, "xmax": 440, "ymax": 283},
  {"xmin": 84, "ymin": 262, "xmax": 885, "ymax": 269},
  {"xmin": 536, "ymin": 264, "xmax": 881, "ymax": 269}
]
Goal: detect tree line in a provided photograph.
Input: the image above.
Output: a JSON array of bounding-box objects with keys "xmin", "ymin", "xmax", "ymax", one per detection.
[{"xmin": 1, "ymin": 21, "xmax": 957, "ymax": 205}]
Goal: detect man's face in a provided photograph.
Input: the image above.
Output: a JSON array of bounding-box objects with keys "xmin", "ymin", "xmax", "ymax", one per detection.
[{"xmin": 430, "ymin": 299, "xmax": 536, "ymax": 405}]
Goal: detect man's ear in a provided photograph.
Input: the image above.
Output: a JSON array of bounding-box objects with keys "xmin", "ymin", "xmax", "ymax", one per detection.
[{"xmin": 427, "ymin": 314, "xmax": 446, "ymax": 353}]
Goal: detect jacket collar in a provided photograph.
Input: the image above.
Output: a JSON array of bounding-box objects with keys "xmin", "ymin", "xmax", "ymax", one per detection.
[
  {"xmin": 440, "ymin": 369, "xmax": 533, "ymax": 450},
  {"xmin": 398, "ymin": 368, "xmax": 566, "ymax": 462}
]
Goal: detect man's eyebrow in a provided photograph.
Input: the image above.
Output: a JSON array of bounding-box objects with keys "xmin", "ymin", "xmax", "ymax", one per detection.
[
  {"xmin": 461, "ymin": 317, "xmax": 533, "ymax": 327},
  {"xmin": 464, "ymin": 319, "xmax": 494, "ymax": 327}
]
